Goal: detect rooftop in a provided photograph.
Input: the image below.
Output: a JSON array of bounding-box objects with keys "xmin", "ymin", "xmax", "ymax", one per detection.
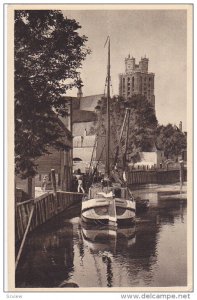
[{"xmin": 72, "ymin": 110, "xmax": 97, "ymax": 123}]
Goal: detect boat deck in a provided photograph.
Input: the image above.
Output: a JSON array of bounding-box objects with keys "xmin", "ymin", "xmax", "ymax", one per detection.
[{"xmin": 86, "ymin": 184, "xmax": 132, "ymax": 200}]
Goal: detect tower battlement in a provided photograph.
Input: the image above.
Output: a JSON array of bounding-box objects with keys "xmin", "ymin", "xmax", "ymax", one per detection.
[{"xmin": 125, "ymin": 55, "xmax": 149, "ymax": 74}]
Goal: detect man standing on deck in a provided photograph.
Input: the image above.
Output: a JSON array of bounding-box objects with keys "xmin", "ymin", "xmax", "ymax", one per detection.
[
  {"xmin": 76, "ymin": 169, "xmax": 85, "ymax": 193},
  {"xmin": 41, "ymin": 175, "xmax": 48, "ymax": 192}
]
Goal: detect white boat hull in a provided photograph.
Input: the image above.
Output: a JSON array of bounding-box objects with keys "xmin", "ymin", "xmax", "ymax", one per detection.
[{"xmin": 81, "ymin": 197, "xmax": 136, "ymax": 226}]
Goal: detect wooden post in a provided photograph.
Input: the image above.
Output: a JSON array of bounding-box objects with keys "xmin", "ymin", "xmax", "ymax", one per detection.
[
  {"xmin": 179, "ymin": 160, "xmax": 184, "ymax": 192},
  {"xmin": 51, "ymin": 169, "xmax": 57, "ymax": 196},
  {"xmin": 51, "ymin": 169, "xmax": 58, "ymax": 213},
  {"xmin": 27, "ymin": 177, "xmax": 33, "ymax": 198}
]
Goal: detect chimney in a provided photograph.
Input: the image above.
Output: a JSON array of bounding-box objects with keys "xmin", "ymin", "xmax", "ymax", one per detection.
[
  {"xmin": 84, "ymin": 128, "xmax": 87, "ymax": 137},
  {"xmin": 77, "ymin": 86, "xmax": 83, "ymax": 99},
  {"xmin": 179, "ymin": 121, "xmax": 182, "ymax": 132},
  {"xmin": 77, "ymin": 74, "xmax": 83, "ymax": 98}
]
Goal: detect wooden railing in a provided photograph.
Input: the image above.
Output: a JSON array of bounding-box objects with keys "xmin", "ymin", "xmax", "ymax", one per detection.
[{"xmin": 15, "ymin": 191, "xmax": 83, "ymax": 243}]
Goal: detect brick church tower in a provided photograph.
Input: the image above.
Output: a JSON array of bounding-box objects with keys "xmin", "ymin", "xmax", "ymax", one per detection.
[{"xmin": 119, "ymin": 55, "xmax": 155, "ymax": 108}]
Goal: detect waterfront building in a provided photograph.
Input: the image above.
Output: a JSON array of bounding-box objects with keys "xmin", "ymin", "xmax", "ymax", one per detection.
[{"xmin": 16, "ymin": 113, "xmax": 73, "ymax": 200}]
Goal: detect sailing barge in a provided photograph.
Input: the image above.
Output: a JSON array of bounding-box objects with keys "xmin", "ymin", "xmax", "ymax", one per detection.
[{"xmin": 81, "ymin": 37, "xmax": 136, "ymax": 227}]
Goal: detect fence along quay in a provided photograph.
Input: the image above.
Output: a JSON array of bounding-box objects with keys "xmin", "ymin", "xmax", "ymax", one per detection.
[
  {"xmin": 15, "ymin": 169, "xmax": 83, "ymax": 270},
  {"xmin": 127, "ymin": 168, "xmax": 187, "ymax": 185}
]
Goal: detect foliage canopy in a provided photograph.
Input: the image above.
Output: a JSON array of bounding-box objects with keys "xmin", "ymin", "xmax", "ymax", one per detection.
[
  {"xmin": 93, "ymin": 94, "xmax": 158, "ymax": 166},
  {"xmin": 15, "ymin": 10, "xmax": 90, "ymax": 178},
  {"xmin": 156, "ymin": 124, "xmax": 187, "ymax": 159}
]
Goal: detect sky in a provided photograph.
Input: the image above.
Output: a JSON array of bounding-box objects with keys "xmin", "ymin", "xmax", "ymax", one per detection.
[{"xmin": 63, "ymin": 9, "xmax": 187, "ymax": 131}]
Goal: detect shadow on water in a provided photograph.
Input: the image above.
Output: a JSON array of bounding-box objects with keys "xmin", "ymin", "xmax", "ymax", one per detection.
[
  {"xmin": 15, "ymin": 204, "xmax": 81, "ymax": 288},
  {"xmin": 15, "ymin": 186, "xmax": 187, "ymax": 288}
]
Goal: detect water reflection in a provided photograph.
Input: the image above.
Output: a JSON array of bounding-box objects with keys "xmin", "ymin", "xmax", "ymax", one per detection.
[
  {"xmin": 15, "ymin": 222, "xmax": 76, "ymax": 287},
  {"xmin": 81, "ymin": 224, "xmax": 136, "ymax": 252},
  {"xmin": 15, "ymin": 186, "xmax": 187, "ymax": 288},
  {"xmin": 79, "ymin": 223, "xmax": 137, "ymax": 287}
]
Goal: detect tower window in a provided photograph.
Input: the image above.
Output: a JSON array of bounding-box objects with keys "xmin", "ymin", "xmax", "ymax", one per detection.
[
  {"xmin": 140, "ymin": 76, "xmax": 142, "ymax": 92},
  {"xmin": 132, "ymin": 77, "xmax": 134, "ymax": 89}
]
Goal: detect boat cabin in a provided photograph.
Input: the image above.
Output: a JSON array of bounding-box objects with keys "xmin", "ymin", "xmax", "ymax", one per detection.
[{"xmin": 88, "ymin": 183, "xmax": 131, "ymax": 200}]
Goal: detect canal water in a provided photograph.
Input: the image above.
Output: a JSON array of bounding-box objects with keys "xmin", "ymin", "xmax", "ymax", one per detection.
[{"xmin": 15, "ymin": 184, "xmax": 187, "ymax": 288}]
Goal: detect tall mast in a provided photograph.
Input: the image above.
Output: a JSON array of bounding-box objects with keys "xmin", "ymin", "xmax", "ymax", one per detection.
[
  {"xmin": 123, "ymin": 108, "xmax": 131, "ymax": 170},
  {"xmin": 106, "ymin": 37, "xmax": 110, "ymax": 177}
]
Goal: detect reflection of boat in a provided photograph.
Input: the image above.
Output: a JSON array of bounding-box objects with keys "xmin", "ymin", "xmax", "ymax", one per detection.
[
  {"xmin": 81, "ymin": 223, "xmax": 136, "ymax": 253},
  {"xmin": 80, "ymin": 222, "xmax": 136, "ymax": 287},
  {"xmin": 81, "ymin": 37, "xmax": 136, "ymax": 227}
]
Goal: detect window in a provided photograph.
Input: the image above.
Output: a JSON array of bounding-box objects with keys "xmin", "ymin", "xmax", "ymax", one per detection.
[
  {"xmin": 132, "ymin": 77, "xmax": 134, "ymax": 89},
  {"xmin": 139, "ymin": 76, "xmax": 142, "ymax": 92}
]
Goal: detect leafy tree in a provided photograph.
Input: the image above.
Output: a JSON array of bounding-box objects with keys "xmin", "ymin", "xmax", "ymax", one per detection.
[
  {"xmin": 15, "ymin": 10, "xmax": 90, "ymax": 178},
  {"xmin": 90, "ymin": 95, "xmax": 187, "ymax": 165},
  {"xmin": 156, "ymin": 124, "xmax": 187, "ymax": 159},
  {"xmin": 94, "ymin": 94, "xmax": 158, "ymax": 165}
]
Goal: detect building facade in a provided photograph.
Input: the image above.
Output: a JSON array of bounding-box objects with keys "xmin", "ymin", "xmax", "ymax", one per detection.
[
  {"xmin": 119, "ymin": 55, "xmax": 155, "ymax": 107},
  {"xmin": 71, "ymin": 94, "xmax": 103, "ymax": 172},
  {"xmin": 73, "ymin": 131, "xmax": 96, "ymax": 173},
  {"xmin": 34, "ymin": 120, "xmax": 73, "ymax": 191}
]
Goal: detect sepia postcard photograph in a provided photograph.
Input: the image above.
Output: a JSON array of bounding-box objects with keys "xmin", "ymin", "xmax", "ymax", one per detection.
[{"xmin": 5, "ymin": 3, "xmax": 193, "ymax": 294}]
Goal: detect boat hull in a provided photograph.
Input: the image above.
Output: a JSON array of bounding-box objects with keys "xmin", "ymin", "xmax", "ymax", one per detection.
[{"xmin": 81, "ymin": 197, "xmax": 136, "ymax": 226}]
